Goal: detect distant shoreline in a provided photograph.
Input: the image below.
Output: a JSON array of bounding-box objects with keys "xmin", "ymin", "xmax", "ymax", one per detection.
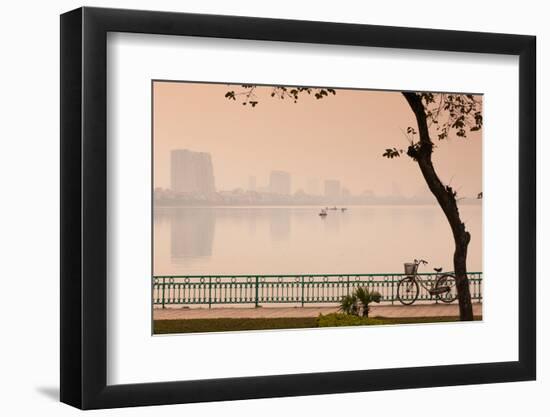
[{"xmin": 154, "ymin": 201, "xmax": 482, "ymax": 208}]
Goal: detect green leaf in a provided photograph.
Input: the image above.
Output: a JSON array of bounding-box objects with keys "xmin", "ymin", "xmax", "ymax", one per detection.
[
  {"xmin": 383, "ymin": 148, "xmax": 402, "ymax": 159},
  {"xmin": 224, "ymin": 91, "xmax": 236, "ymax": 100}
]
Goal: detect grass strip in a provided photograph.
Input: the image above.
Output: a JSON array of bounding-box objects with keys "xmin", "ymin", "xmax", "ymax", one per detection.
[{"xmin": 154, "ymin": 315, "xmax": 482, "ymax": 334}]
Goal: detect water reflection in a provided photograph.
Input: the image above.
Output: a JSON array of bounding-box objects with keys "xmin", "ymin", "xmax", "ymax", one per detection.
[
  {"xmin": 153, "ymin": 205, "xmax": 482, "ymax": 276},
  {"xmin": 270, "ymin": 209, "xmax": 291, "ymax": 241},
  {"xmin": 321, "ymin": 210, "xmax": 342, "ymax": 235},
  {"xmin": 170, "ymin": 208, "xmax": 216, "ymax": 261}
]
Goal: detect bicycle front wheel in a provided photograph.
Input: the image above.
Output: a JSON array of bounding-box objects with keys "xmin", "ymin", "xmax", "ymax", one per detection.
[
  {"xmin": 436, "ymin": 274, "xmax": 458, "ymax": 303},
  {"xmin": 396, "ymin": 277, "xmax": 419, "ymax": 305}
]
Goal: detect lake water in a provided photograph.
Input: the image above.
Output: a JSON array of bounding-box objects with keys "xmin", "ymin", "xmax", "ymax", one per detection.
[{"xmin": 153, "ymin": 205, "xmax": 482, "ymax": 277}]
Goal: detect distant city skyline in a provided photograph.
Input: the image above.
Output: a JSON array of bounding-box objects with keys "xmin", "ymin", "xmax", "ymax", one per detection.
[
  {"xmin": 165, "ymin": 149, "xmax": 362, "ymax": 198},
  {"xmin": 162, "ymin": 147, "xmax": 439, "ymax": 198},
  {"xmin": 154, "ymin": 82, "xmax": 482, "ymax": 200},
  {"xmin": 158, "ymin": 149, "xmax": 482, "ymax": 207},
  {"xmin": 167, "ymin": 150, "xmax": 362, "ymax": 196},
  {"xmin": 164, "ymin": 149, "xmax": 439, "ymax": 200}
]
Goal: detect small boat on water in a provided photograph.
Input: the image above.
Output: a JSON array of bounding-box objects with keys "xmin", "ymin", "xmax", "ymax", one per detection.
[{"xmin": 319, "ymin": 209, "xmax": 328, "ymax": 217}]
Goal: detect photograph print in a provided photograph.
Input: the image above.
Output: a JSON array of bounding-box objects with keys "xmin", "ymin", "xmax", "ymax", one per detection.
[{"xmin": 152, "ymin": 81, "xmax": 483, "ymax": 335}]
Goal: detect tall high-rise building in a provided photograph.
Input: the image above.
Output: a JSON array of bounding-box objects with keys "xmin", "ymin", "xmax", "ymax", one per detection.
[
  {"xmin": 324, "ymin": 179, "xmax": 341, "ymax": 199},
  {"xmin": 170, "ymin": 149, "xmax": 215, "ymax": 194},
  {"xmin": 269, "ymin": 170, "xmax": 291, "ymax": 195},
  {"xmin": 306, "ymin": 178, "xmax": 320, "ymax": 195},
  {"xmin": 248, "ymin": 176, "xmax": 257, "ymax": 192}
]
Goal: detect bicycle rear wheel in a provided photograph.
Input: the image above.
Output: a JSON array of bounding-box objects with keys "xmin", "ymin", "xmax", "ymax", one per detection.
[
  {"xmin": 396, "ymin": 277, "xmax": 419, "ymax": 305},
  {"xmin": 436, "ymin": 274, "xmax": 458, "ymax": 303}
]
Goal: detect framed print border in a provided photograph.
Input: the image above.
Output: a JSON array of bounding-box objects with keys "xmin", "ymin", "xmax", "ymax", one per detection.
[{"xmin": 60, "ymin": 6, "xmax": 536, "ymax": 410}]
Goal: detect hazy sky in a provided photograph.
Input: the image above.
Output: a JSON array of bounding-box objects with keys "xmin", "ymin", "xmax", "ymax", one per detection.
[{"xmin": 153, "ymin": 81, "xmax": 482, "ymax": 198}]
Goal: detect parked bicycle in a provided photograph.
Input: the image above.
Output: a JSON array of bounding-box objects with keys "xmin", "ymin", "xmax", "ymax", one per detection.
[{"xmin": 396, "ymin": 259, "xmax": 457, "ymax": 305}]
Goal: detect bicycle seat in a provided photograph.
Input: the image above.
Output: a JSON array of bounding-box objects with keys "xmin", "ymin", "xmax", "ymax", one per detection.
[{"xmin": 433, "ymin": 267, "xmax": 443, "ymax": 273}]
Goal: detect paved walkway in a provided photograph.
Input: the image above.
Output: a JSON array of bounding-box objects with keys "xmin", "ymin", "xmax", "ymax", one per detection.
[{"xmin": 154, "ymin": 303, "xmax": 482, "ymax": 320}]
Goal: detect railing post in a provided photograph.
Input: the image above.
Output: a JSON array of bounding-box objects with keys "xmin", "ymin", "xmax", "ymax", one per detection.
[
  {"xmin": 347, "ymin": 275, "xmax": 350, "ymax": 295},
  {"xmin": 208, "ymin": 277, "xmax": 212, "ymax": 309},
  {"xmin": 161, "ymin": 277, "xmax": 166, "ymax": 309},
  {"xmin": 391, "ymin": 276, "xmax": 394, "ymax": 305},
  {"xmin": 301, "ymin": 276, "xmax": 304, "ymax": 307},
  {"xmin": 255, "ymin": 276, "xmax": 259, "ymax": 308},
  {"xmin": 434, "ymin": 274, "xmax": 438, "ymax": 303}
]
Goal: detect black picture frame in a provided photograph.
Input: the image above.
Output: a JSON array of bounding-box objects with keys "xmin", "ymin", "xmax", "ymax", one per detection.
[{"xmin": 60, "ymin": 6, "xmax": 536, "ymax": 410}]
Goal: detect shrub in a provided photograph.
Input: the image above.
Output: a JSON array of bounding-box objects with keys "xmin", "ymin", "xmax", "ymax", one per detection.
[
  {"xmin": 339, "ymin": 287, "xmax": 382, "ymax": 317},
  {"xmin": 339, "ymin": 294, "xmax": 359, "ymax": 315},
  {"xmin": 355, "ymin": 287, "xmax": 382, "ymax": 317}
]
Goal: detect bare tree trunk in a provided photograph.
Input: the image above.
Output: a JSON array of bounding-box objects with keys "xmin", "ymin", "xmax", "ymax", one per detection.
[{"xmin": 402, "ymin": 92, "xmax": 474, "ymax": 321}]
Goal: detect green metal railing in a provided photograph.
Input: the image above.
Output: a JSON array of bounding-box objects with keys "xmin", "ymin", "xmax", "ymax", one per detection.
[{"xmin": 153, "ymin": 272, "xmax": 483, "ymax": 308}]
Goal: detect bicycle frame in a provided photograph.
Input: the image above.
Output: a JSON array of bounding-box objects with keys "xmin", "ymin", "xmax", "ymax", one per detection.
[
  {"xmin": 405, "ymin": 259, "xmax": 452, "ymax": 295},
  {"xmin": 397, "ymin": 259, "xmax": 458, "ymax": 305},
  {"xmin": 409, "ymin": 272, "xmax": 441, "ymax": 292}
]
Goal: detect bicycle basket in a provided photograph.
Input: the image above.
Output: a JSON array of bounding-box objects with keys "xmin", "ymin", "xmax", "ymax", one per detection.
[{"xmin": 404, "ymin": 263, "xmax": 418, "ymax": 275}]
